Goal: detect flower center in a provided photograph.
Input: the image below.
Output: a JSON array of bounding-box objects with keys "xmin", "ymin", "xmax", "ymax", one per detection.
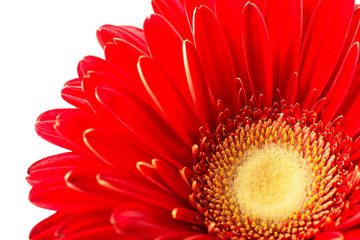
[
  {"xmin": 231, "ymin": 144, "xmax": 310, "ymax": 223},
  {"xmin": 190, "ymin": 103, "xmax": 351, "ymax": 239}
]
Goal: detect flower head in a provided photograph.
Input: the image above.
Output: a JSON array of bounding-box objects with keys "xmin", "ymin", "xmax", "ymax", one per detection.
[{"xmin": 28, "ymin": 0, "xmax": 360, "ymax": 239}]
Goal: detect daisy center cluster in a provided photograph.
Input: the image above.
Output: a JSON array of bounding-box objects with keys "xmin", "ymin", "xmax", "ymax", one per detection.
[{"xmin": 191, "ymin": 112, "xmax": 346, "ymax": 239}]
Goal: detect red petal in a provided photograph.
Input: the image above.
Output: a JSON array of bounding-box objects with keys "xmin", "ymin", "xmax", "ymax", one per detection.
[
  {"xmin": 27, "ymin": 153, "xmax": 104, "ymax": 186},
  {"xmin": 136, "ymin": 160, "xmax": 185, "ymax": 197},
  {"xmin": 79, "ymin": 56, "xmax": 148, "ymax": 113},
  {"xmin": 342, "ymin": 229, "xmax": 360, "ymax": 239},
  {"xmin": 322, "ymin": 43, "xmax": 359, "ymax": 123},
  {"xmin": 297, "ymin": 0, "xmax": 354, "ymax": 108},
  {"xmin": 311, "ymin": 97, "xmax": 327, "ymax": 115},
  {"xmin": 172, "ymin": 208, "xmax": 203, "ymax": 225},
  {"xmin": 154, "ymin": 159, "xmax": 192, "ymax": 201},
  {"xmin": 313, "ymin": 231, "xmax": 344, "ymax": 240},
  {"xmin": 29, "ymin": 212, "xmax": 70, "ymax": 240},
  {"xmin": 84, "ymin": 128, "xmax": 153, "ymax": 170},
  {"xmin": 263, "ymin": 0, "xmax": 302, "ymax": 95},
  {"xmin": 35, "ymin": 109, "xmax": 78, "ymax": 151},
  {"xmin": 183, "ymin": 0, "xmax": 199, "ymax": 28},
  {"xmin": 302, "ymin": 0, "xmax": 321, "ymax": 40},
  {"xmin": 285, "ymin": 72, "xmax": 298, "ymax": 105},
  {"xmin": 338, "ymin": 208, "xmax": 360, "ymax": 231},
  {"xmin": 64, "ymin": 169, "xmax": 120, "ymax": 203},
  {"xmin": 242, "ymin": 2, "xmax": 273, "ymax": 106},
  {"xmin": 78, "ymin": 52, "xmax": 148, "ymax": 105},
  {"xmin": 95, "ymin": 85, "xmax": 193, "ymax": 168},
  {"xmin": 56, "ymin": 209, "xmax": 113, "ymax": 237},
  {"xmin": 63, "ymin": 78, "xmax": 81, "ymax": 87},
  {"xmin": 184, "ymin": 235, "xmax": 219, "ymax": 240},
  {"xmin": 61, "ymin": 85, "xmax": 90, "ymax": 110},
  {"xmin": 144, "ymin": 14, "xmax": 192, "ymax": 102},
  {"xmin": 151, "ymin": 0, "xmax": 193, "ymax": 41},
  {"xmin": 54, "ymin": 109, "xmax": 98, "ymax": 155},
  {"xmin": 156, "ymin": 231, "xmax": 204, "ymax": 240},
  {"xmin": 104, "ymin": 39, "xmax": 148, "ymax": 82},
  {"xmin": 184, "ymin": 0, "xmax": 216, "ymax": 27},
  {"xmin": 29, "ymin": 176, "xmax": 100, "ymax": 211},
  {"xmin": 326, "ymin": 7, "xmax": 360, "ymax": 91},
  {"xmin": 183, "ymin": 40, "xmax": 217, "ymax": 130},
  {"xmin": 77, "ymin": 56, "xmax": 125, "ymax": 80},
  {"xmin": 60, "ymin": 226, "xmax": 119, "ymax": 240},
  {"xmin": 98, "ymin": 171, "xmax": 181, "ymax": 211},
  {"xmin": 193, "ymin": 5, "xmax": 237, "ymax": 112},
  {"xmin": 82, "ymin": 71, "xmax": 145, "ymax": 116},
  {"xmin": 215, "ymin": 0, "xmax": 251, "ymax": 98},
  {"xmin": 338, "ymin": 63, "xmax": 360, "ymax": 133},
  {"xmin": 111, "ymin": 203, "xmax": 192, "ymax": 238},
  {"xmin": 138, "ymin": 56, "xmax": 200, "ymax": 146},
  {"xmin": 96, "ymin": 25, "xmax": 148, "ymax": 53}
]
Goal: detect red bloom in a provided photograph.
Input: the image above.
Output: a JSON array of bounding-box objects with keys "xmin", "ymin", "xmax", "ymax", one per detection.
[{"xmin": 28, "ymin": 0, "xmax": 360, "ymax": 239}]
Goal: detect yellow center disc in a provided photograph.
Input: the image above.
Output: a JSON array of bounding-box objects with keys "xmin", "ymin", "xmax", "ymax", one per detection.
[{"xmin": 230, "ymin": 143, "xmax": 311, "ymax": 223}]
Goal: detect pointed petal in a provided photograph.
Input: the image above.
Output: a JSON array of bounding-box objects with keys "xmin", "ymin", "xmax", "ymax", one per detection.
[
  {"xmin": 183, "ymin": 0, "xmax": 199, "ymax": 28},
  {"xmin": 111, "ymin": 203, "xmax": 193, "ymax": 238},
  {"xmin": 27, "ymin": 153, "xmax": 105, "ymax": 186},
  {"xmin": 313, "ymin": 231, "xmax": 344, "ymax": 240},
  {"xmin": 215, "ymin": 0, "xmax": 252, "ymax": 98},
  {"xmin": 96, "ymin": 25, "xmax": 148, "ymax": 53},
  {"xmin": 311, "ymin": 97, "xmax": 327, "ymax": 115},
  {"xmin": 83, "ymin": 128, "xmax": 153, "ymax": 170},
  {"xmin": 297, "ymin": 0, "xmax": 354, "ymax": 107},
  {"xmin": 56, "ymin": 209, "xmax": 113, "ymax": 237},
  {"xmin": 35, "ymin": 109, "xmax": 78, "ymax": 151},
  {"xmin": 183, "ymin": 40, "xmax": 217, "ymax": 130},
  {"xmin": 151, "ymin": 0, "xmax": 193, "ymax": 41},
  {"xmin": 98, "ymin": 171, "xmax": 186, "ymax": 211},
  {"xmin": 322, "ymin": 43, "xmax": 359, "ymax": 123},
  {"xmin": 153, "ymin": 159, "xmax": 192, "ymax": 201},
  {"xmin": 61, "ymin": 85, "xmax": 90, "ymax": 110},
  {"xmin": 342, "ymin": 229, "xmax": 360, "ymax": 239},
  {"xmin": 136, "ymin": 161, "xmax": 179, "ymax": 196},
  {"xmin": 29, "ymin": 176, "xmax": 100, "ymax": 211},
  {"xmin": 340, "ymin": 65, "xmax": 360, "ymax": 137},
  {"xmin": 302, "ymin": 0, "xmax": 321, "ymax": 40},
  {"xmin": 138, "ymin": 56, "xmax": 200, "ymax": 146},
  {"xmin": 286, "ymin": 72, "xmax": 298, "ymax": 105},
  {"xmin": 156, "ymin": 231, "xmax": 204, "ymax": 240},
  {"xmin": 264, "ymin": 0, "xmax": 302, "ymax": 95},
  {"xmin": 172, "ymin": 208, "xmax": 203, "ymax": 225},
  {"xmin": 338, "ymin": 64, "xmax": 360, "ymax": 120},
  {"xmin": 326, "ymin": 7, "xmax": 360, "ymax": 91},
  {"xmin": 79, "ymin": 56, "xmax": 151, "ymax": 115},
  {"xmin": 95, "ymin": 85, "xmax": 193, "ymax": 168},
  {"xmin": 184, "ymin": 0, "xmax": 216, "ymax": 28},
  {"xmin": 82, "ymin": 72, "xmax": 144, "ymax": 116},
  {"xmin": 60, "ymin": 226, "xmax": 119, "ymax": 240},
  {"xmin": 144, "ymin": 14, "xmax": 192, "ymax": 101},
  {"xmin": 78, "ymin": 56, "xmax": 148, "ymax": 108},
  {"xmin": 29, "ymin": 212, "xmax": 70, "ymax": 240},
  {"xmin": 184, "ymin": 235, "xmax": 219, "ymax": 240},
  {"xmin": 242, "ymin": 2, "xmax": 273, "ymax": 106},
  {"xmin": 193, "ymin": 5, "xmax": 237, "ymax": 112},
  {"xmin": 104, "ymin": 39, "xmax": 148, "ymax": 82},
  {"xmin": 337, "ymin": 208, "xmax": 360, "ymax": 231},
  {"xmin": 54, "ymin": 109, "xmax": 98, "ymax": 155},
  {"xmin": 64, "ymin": 169, "xmax": 121, "ymax": 202}
]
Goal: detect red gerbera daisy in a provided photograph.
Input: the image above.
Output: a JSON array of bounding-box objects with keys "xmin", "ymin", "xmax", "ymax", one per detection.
[{"xmin": 28, "ymin": 0, "xmax": 360, "ymax": 239}]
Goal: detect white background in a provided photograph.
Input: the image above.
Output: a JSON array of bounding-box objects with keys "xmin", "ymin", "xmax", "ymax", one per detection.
[{"xmin": 1, "ymin": 1, "xmax": 360, "ymax": 239}]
